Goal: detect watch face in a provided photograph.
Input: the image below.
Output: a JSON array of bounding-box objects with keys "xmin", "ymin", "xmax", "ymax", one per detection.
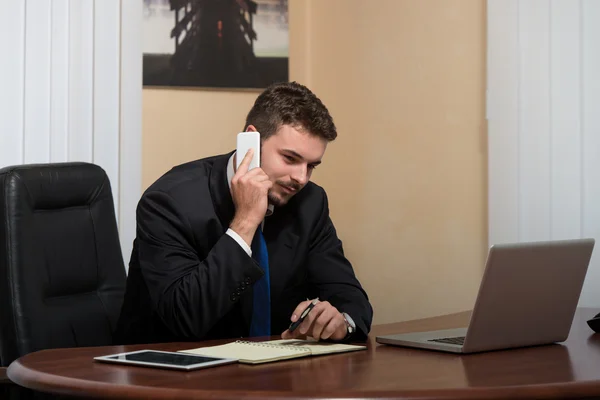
[{"xmin": 343, "ymin": 313, "xmax": 356, "ymax": 332}]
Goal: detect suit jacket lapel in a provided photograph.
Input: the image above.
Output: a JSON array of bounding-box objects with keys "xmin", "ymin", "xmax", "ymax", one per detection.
[
  {"xmin": 208, "ymin": 151, "xmax": 236, "ymax": 230},
  {"xmin": 264, "ymin": 212, "xmax": 300, "ymax": 303},
  {"xmin": 208, "ymin": 151, "xmax": 255, "ymax": 331}
]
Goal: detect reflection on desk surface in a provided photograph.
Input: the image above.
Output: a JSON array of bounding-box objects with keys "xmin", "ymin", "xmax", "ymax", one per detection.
[
  {"xmin": 357, "ymin": 344, "xmax": 466, "ymax": 391},
  {"xmin": 281, "ymin": 354, "xmax": 371, "ymax": 392},
  {"xmin": 463, "ymin": 344, "xmax": 574, "ymax": 386},
  {"xmin": 368, "ymin": 334, "xmax": 600, "ymax": 391}
]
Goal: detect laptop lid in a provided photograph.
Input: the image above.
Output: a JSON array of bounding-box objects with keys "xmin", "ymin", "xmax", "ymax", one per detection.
[
  {"xmin": 461, "ymin": 238, "xmax": 594, "ymax": 353},
  {"xmin": 376, "ymin": 238, "xmax": 594, "ymax": 354}
]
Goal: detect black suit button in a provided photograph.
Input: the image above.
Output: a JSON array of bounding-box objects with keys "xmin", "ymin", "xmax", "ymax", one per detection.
[
  {"xmin": 230, "ymin": 294, "xmax": 238, "ymax": 302},
  {"xmin": 240, "ymin": 283, "xmax": 246, "ymax": 290},
  {"xmin": 246, "ymin": 277, "xmax": 252, "ymax": 284},
  {"xmin": 235, "ymin": 289, "xmax": 242, "ymax": 296}
]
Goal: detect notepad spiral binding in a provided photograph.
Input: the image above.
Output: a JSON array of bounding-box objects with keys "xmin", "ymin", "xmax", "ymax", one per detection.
[{"xmin": 234, "ymin": 340, "xmax": 311, "ymax": 353}]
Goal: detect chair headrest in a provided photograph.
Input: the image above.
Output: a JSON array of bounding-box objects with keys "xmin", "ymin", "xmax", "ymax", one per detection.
[{"xmin": 0, "ymin": 162, "xmax": 109, "ymax": 210}]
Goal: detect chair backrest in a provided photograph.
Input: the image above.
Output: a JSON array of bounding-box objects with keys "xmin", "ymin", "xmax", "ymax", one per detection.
[{"xmin": 0, "ymin": 162, "xmax": 126, "ymax": 367}]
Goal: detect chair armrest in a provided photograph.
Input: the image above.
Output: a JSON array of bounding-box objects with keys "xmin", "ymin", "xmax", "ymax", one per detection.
[{"xmin": 0, "ymin": 367, "xmax": 9, "ymax": 384}]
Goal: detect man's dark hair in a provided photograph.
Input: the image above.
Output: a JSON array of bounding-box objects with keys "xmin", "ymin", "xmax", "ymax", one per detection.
[{"xmin": 244, "ymin": 81, "xmax": 337, "ymax": 142}]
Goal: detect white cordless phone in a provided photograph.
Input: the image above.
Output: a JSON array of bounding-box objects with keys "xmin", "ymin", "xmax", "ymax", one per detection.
[{"xmin": 236, "ymin": 131, "xmax": 260, "ymax": 170}]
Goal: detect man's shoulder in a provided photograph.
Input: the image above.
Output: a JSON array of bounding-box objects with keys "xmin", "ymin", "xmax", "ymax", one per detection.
[
  {"xmin": 145, "ymin": 152, "xmax": 231, "ymax": 197},
  {"xmin": 298, "ymin": 181, "xmax": 326, "ymax": 199},
  {"xmin": 288, "ymin": 181, "xmax": 328, "ymax": 211}
]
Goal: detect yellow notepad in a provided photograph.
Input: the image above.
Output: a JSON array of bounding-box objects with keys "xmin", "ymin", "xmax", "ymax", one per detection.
[{"xmin": 179, "ymin": 339, "xmax": 366, "ymax": 365}]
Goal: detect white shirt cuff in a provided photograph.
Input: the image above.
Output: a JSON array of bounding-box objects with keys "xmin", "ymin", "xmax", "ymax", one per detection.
[{"xmin": 226, "ymin": 228, "xmax": 252, "ymax": 257}]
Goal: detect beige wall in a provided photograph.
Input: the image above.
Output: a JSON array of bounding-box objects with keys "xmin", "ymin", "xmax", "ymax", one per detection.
[
  {"xmin": 143, "ymin": 0, "xmax": 487, "ymax": 325},
  {"xmin": 143, "ymin": 89, "xmax": 257, "ymax": 187}
]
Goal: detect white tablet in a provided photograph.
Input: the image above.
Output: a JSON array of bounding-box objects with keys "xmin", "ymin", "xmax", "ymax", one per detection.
[{"xmin": 94, "ymin": 349, "xmax": 238, "ymax": 371}]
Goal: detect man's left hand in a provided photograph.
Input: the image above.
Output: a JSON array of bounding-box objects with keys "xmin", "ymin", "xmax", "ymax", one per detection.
[{"xmin": 281, "ymin": 300, "xmax": 347, "ymax": 341}]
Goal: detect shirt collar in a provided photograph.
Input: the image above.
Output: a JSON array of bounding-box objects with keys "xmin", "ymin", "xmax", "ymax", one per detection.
[{"xmin": 227, "ymin": 153, "xmax": 274, "ymax": 217}]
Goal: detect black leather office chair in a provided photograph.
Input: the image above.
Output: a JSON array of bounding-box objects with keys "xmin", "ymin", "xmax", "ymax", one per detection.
[{"xmin": 0, "ymin": 162, "xmax": 126, "ymax": 371}]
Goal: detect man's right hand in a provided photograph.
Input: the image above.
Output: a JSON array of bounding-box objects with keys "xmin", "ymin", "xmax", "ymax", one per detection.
[{"xmin": 229, "ymin": 149, "xmax": 272, "ymax": 247}]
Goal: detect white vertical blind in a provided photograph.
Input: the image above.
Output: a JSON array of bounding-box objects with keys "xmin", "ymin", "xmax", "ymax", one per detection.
[
  {"xmin": 68, "ymin": 0, "xmax": 94, "ymax": 162},
  {"xmin": 119, "ymin": 0, "xmax": 143, "ymax": 266},
  {"xmin": 550, "ymin": 0, "xmax": 581, "ymax": 240},
  {"xmin": 93, "ymin": 0, "xmax": 121, "ymax": 223},
  {"xmin": 518, "ymin": 0, "xmax": 551, "ymax": 242},
  {"xmin": 0, "ymin": 0, "xmax": 26, "ymax": 167},
  {"xmin": 50, "ymin": 0, "xmax": 70, "ymax": 162},
  {"xmin": 0, "ymin": 0, "xmax": 142, "ymax": 272},
  {"xmin": 23, "ymin": 0, "xmax": 52, "ymax": 163},
  {"xmin": 581, "ymin": 0, "xmax": 600, "ymax": 306},
  {"xmin": 487, "ymin": 0, "xmax": 519, "ymax": 245},
  {"xmin": 488, "ymin": 0, "xmax": 600, "ymax": 306}
]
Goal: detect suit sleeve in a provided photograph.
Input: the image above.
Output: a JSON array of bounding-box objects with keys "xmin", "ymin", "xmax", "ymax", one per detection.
[
  {"xmin": 306, "ymin": 192, "xmax": 373, "ymax": 340},
  {"xmin": 136, "ymin": 190, "xmax": 263, "ymax": 339}
]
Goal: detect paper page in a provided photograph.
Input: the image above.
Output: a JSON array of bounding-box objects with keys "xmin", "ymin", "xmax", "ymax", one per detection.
[
  {"xmin": 180, "ymin": 341, "xmax": 310, "ymax": 364},
  {"xmin": 266, "ymin": 339, "xmax": 367, "ymax": 356}
]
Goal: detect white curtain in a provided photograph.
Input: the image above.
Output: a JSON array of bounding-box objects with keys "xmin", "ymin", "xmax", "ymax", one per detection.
[
  {"xmin": 487, "ymin": 0, "xmax": 600, "ymax": 306},
  {"xmin": 0, "ymin": 0, "xmax": 142, "ymax": 271}
]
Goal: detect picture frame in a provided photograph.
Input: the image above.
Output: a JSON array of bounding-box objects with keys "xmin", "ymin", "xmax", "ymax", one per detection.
[{"xmin": 143, "ymin": 0, "xmax": 289, "ymax": 90}]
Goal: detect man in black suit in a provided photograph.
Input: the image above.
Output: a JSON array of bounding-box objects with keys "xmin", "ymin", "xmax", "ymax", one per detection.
[{"xmin": 115, "ymin": 82, "xmax": 373, "ymax": 344}]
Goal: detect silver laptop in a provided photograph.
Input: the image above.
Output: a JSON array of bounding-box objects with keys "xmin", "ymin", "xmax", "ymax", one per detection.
[{"xmin": 376, "ymin": 238, "xmax": 595, "ymax": 354}]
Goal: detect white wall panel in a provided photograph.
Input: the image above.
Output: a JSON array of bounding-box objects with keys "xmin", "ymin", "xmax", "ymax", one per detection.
[
  {"xmin": 119, "ymin": 0, "xmax": 143, "ymax": 270},
  {"xmin": 487, "ymin": 0, "xmax": 520, "ymax": 246},
  {"xmin": 50, "ymin": 0, "xmax": 70, "ymax": 162},
  {"xmin": 550, "ymin": 0, "xmax": 581, "ymax": 240},
  {"xmin": 518, "ymin": 0, "xmax": 551, "ymax": 242},
  {"xmin": 581, "ymin": 0, "xmax": 600, "ymax": 306},
  {"xmin": 1, "ymin": 0, "xmax": 142, "ymax": 272},
  {"xmin": 0, "ymin": 0, "xmax": 25, "ymax": 167},
  {"xmin": 23, "ymin": 0, "xmax": 52, "ymax": 163},
  {"xmin": 93, "ymin": 0, "xmax": 121, "ymax": 222},
  {"xmin": 489, "ymin": 0, "xmax": 600, "ymax": 306},
  {"xmin": 68, "ymin": 0, "xmax": 94, "ymax": 162}
]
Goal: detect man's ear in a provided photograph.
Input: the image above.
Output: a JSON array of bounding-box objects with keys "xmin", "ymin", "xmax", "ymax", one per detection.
[{"xmin": 246, "ymin": 125, "xmax": 263, "ymax": 145}]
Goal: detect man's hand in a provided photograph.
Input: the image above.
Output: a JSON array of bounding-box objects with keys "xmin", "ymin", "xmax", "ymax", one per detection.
[
  {"xmin": 230, "ymin": 149, "xmax": 272, "ymax": 246},
  {"xmin": 281, "ymin": 299, "xmax": 348, "ymax": 341}
]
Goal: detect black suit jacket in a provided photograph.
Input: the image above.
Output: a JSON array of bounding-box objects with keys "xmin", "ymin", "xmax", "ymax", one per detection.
[{"xmin": 114, "ymin": 152, "xmax": 372, "ymax": 344}]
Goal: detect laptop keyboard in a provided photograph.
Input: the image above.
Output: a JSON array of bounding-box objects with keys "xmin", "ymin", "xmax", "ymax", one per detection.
[{"xmin": 428, "ymin": 336, "xmax": 465, "ymax": 345}]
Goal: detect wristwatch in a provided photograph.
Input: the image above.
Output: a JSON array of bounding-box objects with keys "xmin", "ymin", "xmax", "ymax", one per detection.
[{"xmin": 341, "ymin": 312, "xmax": 356, "ymax": 339}]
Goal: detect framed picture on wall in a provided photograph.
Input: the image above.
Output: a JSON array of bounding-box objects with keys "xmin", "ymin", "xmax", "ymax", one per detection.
[{"xmin": 142, "ymin": 0, "xmax": 289, "ymax": 90}]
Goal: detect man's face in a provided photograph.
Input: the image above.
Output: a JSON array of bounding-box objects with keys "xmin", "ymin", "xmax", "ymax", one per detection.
[{"xmin": 257, "ymin": 124, "xmax": 327, "ymax": 207}]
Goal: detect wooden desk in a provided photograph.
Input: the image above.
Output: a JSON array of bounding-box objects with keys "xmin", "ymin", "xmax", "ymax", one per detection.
[
  {"xmin": 8, "ymin": 308, "xmax": 600, "ymax": 399},
  {"xmin": 0, "ymin": 367, "xmax": 9, "ymax": 384}
]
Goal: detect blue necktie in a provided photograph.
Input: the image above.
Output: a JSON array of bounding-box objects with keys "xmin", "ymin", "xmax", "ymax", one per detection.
[{"xmin": 249, "ymin": 228, "xmax": 271, "ymax": 336}]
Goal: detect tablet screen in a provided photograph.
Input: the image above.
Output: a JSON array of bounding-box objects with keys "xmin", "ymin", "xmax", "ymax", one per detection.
[{"xmin": 106, "ymin": 351, "xmax": 223, "ymax": 366}]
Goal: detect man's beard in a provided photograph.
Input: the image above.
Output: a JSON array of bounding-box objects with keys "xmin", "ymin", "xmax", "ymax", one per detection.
[
  {"xmin": 267, "ymin": 191, "xmax": 285, "ymax": 207},
  {"xmin": 268, "ymin": 180, "xmax": 302, "ymax": 207}
]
